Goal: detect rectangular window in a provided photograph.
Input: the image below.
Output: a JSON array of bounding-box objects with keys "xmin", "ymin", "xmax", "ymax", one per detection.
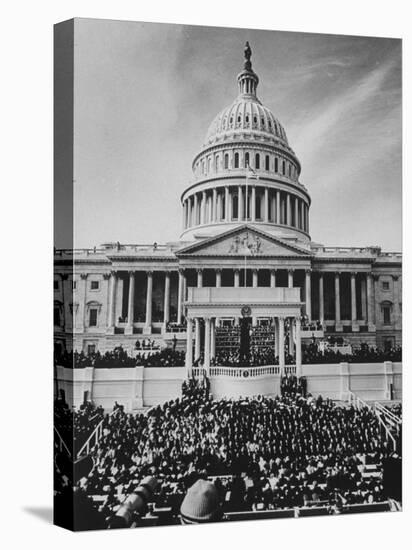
[
  {"xmin": 89, "ymin": 309, "xmax": 98, "ymax": 327},
  {"xmin": 90, "ymin": 280, "xmax": 99, "ymax": 290},
  {"xmin": 72, "ymin": 280, "xmax": 77, "ymax": 290},
  {"xmin": 274, "ymin": 157, "xmax": 278, "ymax": 172},
  {"xmin": 54, "ymin": 307, "xmax": 61, "ymax": 326},
  {"xmin": 382, "ymin": 281, "xmax": 390, "ymax": 291},
  {"xmin": 54, "ymin": 280, "xmax": 59, "ymax": 291},
  {"xmin": 383, "ymin": 306, "xmax": 391, "ymax": 325}
]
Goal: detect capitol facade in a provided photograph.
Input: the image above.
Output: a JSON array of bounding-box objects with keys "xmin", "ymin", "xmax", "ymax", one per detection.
[{"xmin": 54, "ymin": 43, "xmax": 402, "ymax": 378}]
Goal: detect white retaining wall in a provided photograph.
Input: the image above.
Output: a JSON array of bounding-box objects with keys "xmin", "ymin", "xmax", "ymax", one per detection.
[{"xmin": 55, "ymin": 362, "xmax": 401, "ymax": 412}]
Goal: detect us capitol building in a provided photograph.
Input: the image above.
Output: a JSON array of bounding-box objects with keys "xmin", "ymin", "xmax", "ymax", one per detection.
[{"xmin": 54, "ymin": 43, "xmax": 402, "ymax": 377}]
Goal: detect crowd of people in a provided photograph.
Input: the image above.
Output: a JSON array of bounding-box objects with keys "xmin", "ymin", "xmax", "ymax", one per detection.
[
  {"xmin": 135, "ymin": 339, "xmax": 160, "ymax": 350},
  {"xmin": 58, "ymin": 378, "xmax": 400, "ymax": 528},
  {"xmin": 55, "ymin": 347, "xmax": 184, "ymax": 369},
  {"xmin": 54, "ymin": 398, "xmax": 105, "ymax": 455},
  {"xmin": 135, "ymin": 348, "xmax": 185, "ymax": 368},
  {"xmin": 55, "ymin": 341, "xmax": 402, "ymax": 370},
  {"xmin": 302, "ymin": 343, "xmax": 402, "ymax": 365}
]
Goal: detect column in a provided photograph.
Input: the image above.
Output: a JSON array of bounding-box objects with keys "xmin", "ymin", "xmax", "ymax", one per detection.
[
  {"xmin": 163, "ymin": 271, "xmax": 170, "ymax": 325},
  {"xmin": 286, "ymin": 193, "xmax": 291, "ymax": 226},
  {"xmin": 194, "ymin": 318, "xmax": 201, "ymax": 360},
  {"xmin": 216, "ymin": 269, "xmax": 222, "ymax": 288},
  {"xmin": 210, "ymin": 318, "xmax": 216, "ymax": 359},
  {"xmin": 194, "ymin": 194, "xmax": 199, "ymax": 225},
  {"xmin": 305, "ymin": 269, "xmax": 312, "ymax": 320},
  {"xmin": 144, "ymin": 271, "xmax": 153, "ymax": 332},
  {"xmin": 319, "ymin": 273, "xmax": 324, "ymax": 324},
  {"xmin": 126, "ymin": 271, "xmax": 135, "ymax": 333},
  {"xmin": 351, "ymin": 272, "xmax": 357, "ymax": 324},
  {"xmin": 217, "ymin": 192, "xmax": 222, "ymax": 221},
  {"xmin": 278, "ymin": 317, "xmax": 285, "ymax": 373},
  {"xmin": 107, "ymin": 271, "xmax": 116, "ymax": 329},
  {"xmin": 201, "ymin": 191, "xmax": 206, "ymax": 224},
  {"xmin": 225, "ymin": 187, "xmax": 230, "ymax": 221},
  {"xmin": 185, "ymin": 317, "xmax": 193, "ymax": 376},
  {"xmin": 204, "ymin": 317, "xmax": 211, "ymax": 373},
  {"xmin": 392, "ymin": 275, "xmax": 400, "ymax": 329},
  {"xmin": 300, "ymin": 201, "xmax": 305, "ymax": 231},
  {"xmin": 270, "ymin": 270, "xmax": 276, "ymax": 288},
  {"xmin": 238, "ymin": 185, "xmax": 243, "ymax": 221},
  {"xmin": 79, "ymin": 273, "xmax": 88, "ymax": 331},
  {"xmin": 264, "ymin": 187, "xmax": 269, "ymax": 222},
  {"xmin": 182, "ymin": 271, "xmax": 187, "ymax": 321},
  {"xmin": 294, "ymin": 198, "xmax": 299, "ymax": 229},
  {"xmin": 197, "ymin": 268, "xmax": 203, "ymax": 288},
  {"xmin": 212, "ymin": 188, "xmax": 217, "ymax": 222},
  {"xmin": 276, "ymin": 190, "xmax": 281, "ymax": 224},
  {"xmin": 182, "ymin": 201, "xmax": 186, "ymax": 231},
  {"xmin": 335, "ymin": 272, "xmax": 341, "ymax": 325},
  {"xmin": 361, "ymin": 276, "xmax": 367, "ymax": 321},
  {"xmin": 234, "ymin": 269, "xmax": 240, "ymax": 288},
  {"xmin": 274, "ymin": 318, "xmax": 279, "ymax": 357},
  {"xmin": 295, "ymin": 317, "xmax": 302, "ymax": 378},
  {"xmin": 288, "ymin": 319, "xmax": 294, "ymax": 356},
  {"xmin": 288, "ymin": 269, "xmax": 294, "ymax": 288},
  {"xmin": 367, "ymin": 273, "xmax": 375, "ymax": 327},
  {"xmin": 252, "ymin": 269, "xmax": 258, "ymax": 287},
  {"xmin": 251, "ymin": 186, "xmax": 256, "ymax": 221},
  {"xmin": 177, "ymin": 269, "xmax": 184, "ymax": 324}
]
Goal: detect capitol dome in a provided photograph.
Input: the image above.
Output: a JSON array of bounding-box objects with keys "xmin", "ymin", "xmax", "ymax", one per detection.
[
  {"xmin": 180, "ymin": 43, "xmax": 311, "ymax": 245},
  {"xmin": 203, "ymin": 97, "xmax": 289, "ymax": 149}
]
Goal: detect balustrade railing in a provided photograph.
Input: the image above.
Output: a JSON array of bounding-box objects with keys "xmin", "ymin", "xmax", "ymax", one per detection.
[
  {"xmin": 76, "ymin": 419, "xmax": 104, "ymax": 460},
  {"xmin": 192, "ymin": 365, "xmax": 296, "ymax": 378},
  {"xmin": 348, "ymin": 392, "xmax": 399, "ymax": 452}
]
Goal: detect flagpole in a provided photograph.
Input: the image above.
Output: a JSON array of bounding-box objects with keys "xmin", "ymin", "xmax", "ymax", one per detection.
[{"xmin": 244, "ymin": 165, "xmax": 249, "ymax": 288}]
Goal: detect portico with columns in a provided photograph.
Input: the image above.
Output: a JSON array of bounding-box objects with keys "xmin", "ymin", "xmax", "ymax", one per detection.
[{"xmin": 184, "ymin": 286, "xmax": 303, "ymax": 377}]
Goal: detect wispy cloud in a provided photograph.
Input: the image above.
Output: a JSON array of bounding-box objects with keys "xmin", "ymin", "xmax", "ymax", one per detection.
[{"xmin": 288, "ymin": 57, "xmax": 398, "ymax": 162}]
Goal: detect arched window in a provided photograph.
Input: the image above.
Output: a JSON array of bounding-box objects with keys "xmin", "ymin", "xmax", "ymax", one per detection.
[
  {"xmin": 274, "ymin": 157, "xmax": 278, "ymax": 173},
  {"xmin": 253, "ymin": 116, "xmax": 257, "ymax": 124},
  {"xmin": 234, "ymin": 152, "xmax": 239, "ymax": 168},
  {"xmin": 244, "ymin": 152, "xmax": 250, "ymax": 168},
  {"xmin": 237, "ymin": 115, "xmax": 241, "ymax": 123},
  {"xmin": 255, "ymin": 153, "xmax": 260, "ymax": 169},
  {"xmin": 224, "ymin": 154, "xmax": 229, "ymax": 169},
  {"xmin": 265, "ymin": 155, "xmax": 270, "ymax": 171},
  {"xmin": 245, "ymin": 115, "xmax": 249, "ymax": 124}
]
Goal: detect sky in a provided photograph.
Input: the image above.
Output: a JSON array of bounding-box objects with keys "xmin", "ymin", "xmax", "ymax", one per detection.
[{"xmin": 70, "ymin": 19, "xmax": 402, "ymax": 251}]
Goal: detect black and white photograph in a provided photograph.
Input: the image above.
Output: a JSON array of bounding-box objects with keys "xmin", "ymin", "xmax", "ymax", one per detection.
[{"xmin": 52, "ymin": 18, "xmax": 403, "ymax": 531}]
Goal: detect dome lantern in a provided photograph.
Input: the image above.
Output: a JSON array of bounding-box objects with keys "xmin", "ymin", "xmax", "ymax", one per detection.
[{"xmin": 237, "ymin": 42, "xmax": 259, "ymax": 98}]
